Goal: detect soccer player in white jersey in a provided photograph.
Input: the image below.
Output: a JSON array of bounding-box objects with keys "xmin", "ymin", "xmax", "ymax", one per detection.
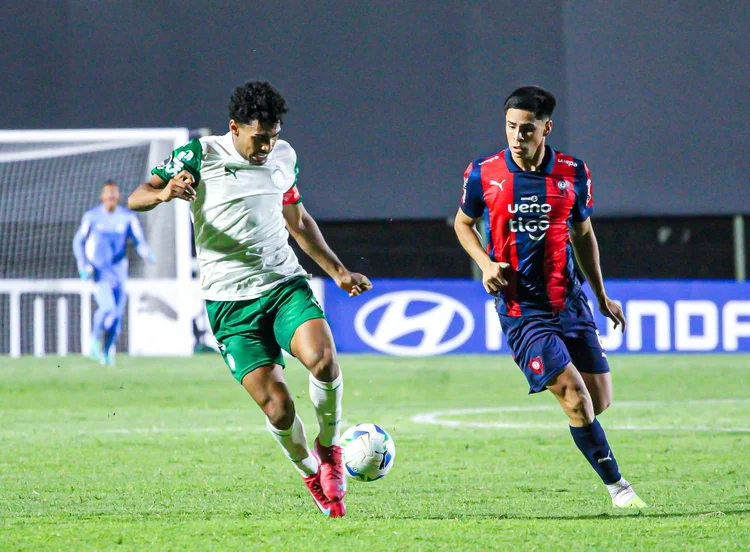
[{"xmin": 128, "ymin": 81, "xmax": 372, "ymax": 518}]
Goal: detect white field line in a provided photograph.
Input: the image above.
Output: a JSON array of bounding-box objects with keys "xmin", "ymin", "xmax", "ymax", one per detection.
[
  {"xmin": 0, "ymin": 419, "xmax": 356, "ymax": 439},
  {"xmin": 0, "ymin": 425, "xmax": 269, "ymax": 439},
  {"xmin": 411, "ymin": 398, "xmax": 750, "ymax": 433}
]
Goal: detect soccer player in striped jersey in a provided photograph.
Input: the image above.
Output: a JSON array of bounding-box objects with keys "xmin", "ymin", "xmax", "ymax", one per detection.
[{"xmin": 454, "ymin": 86, "xmax": 646, "ymax": 508}]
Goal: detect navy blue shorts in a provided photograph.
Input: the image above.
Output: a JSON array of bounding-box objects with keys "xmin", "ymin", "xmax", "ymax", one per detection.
[{"xmin": 499, "ymin": 294, "xmax": 610, "ymax": 394}]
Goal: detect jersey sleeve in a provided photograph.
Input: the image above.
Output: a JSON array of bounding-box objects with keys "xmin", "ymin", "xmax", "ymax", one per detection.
[
  {"xmin": 127, "ymin": 211, "xmax": 153, "ymax": 259},
  {"xmin": 72, "ymin": 212, "xmax": 92, "ymax": 270},
  {"xmin": 459, "ymin": 162, "xmax": 485, "ymax": 218},
  {"xmin": 150, "ymin": 138, "xmax": 203, "ymax": 183},
  {"xmin": 282, "ymin": 155, "xmax": 302, "ymax": 205},
  {"xmin": 572, "ymin": 162, "xmax": 593, "ymax": 222}
]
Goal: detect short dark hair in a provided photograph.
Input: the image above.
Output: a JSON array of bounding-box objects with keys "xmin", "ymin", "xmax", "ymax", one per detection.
[
  {"xmin": 102, "ymin": 180, "xmax": 118, "ymax": 189},
  {"xmin": 229, "ymin": 81, "xmax": 288, "ymax": 127},
  {"xmin": 504, "ymin": 86, "xmax": 556, "ymax": 119}
]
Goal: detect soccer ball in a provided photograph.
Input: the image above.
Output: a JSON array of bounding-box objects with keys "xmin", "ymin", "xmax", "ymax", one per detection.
[{"xmin": 340, "ymin": 423, "xmax": 396, "ymax": 482}]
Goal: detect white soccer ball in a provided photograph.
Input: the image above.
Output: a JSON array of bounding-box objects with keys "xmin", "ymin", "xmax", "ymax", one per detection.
[{"xmin": 340, "ymin": 423, "xmax": 396, "ymax": 482}]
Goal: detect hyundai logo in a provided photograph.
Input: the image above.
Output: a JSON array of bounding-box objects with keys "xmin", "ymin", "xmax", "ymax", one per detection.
[{"xmin": 354, "ymin": 291, "xmax": 475, "ymax": 356}]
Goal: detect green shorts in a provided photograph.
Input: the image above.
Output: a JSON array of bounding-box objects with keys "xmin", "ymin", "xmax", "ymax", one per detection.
[{"xmin": 205, "ymin": 276, "xmax": 325, "ymax": 383}]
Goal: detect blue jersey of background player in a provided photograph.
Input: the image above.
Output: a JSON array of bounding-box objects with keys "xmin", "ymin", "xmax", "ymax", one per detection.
[
  {"xmin": 73, "ymin": 180, "xmax": 155, "ymax": 365},
  {"xmin": 454, "ymin": 86, "xmax": 646, "ymax": 509}
]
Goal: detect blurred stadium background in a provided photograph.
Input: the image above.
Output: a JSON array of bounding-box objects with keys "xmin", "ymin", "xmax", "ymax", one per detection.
[
  {"xmin": 1, "ymin": 0, "xmax": 748, "ymax": 357},
  {"xmin": 1, "ymin": 1, "xmax": 749, "ymax": 549}
]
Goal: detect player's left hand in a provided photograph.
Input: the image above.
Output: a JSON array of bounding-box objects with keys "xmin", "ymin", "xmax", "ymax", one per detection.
[
  {"xmin": 138, "ymin": 246, "xmax": 157, "ymax": 264},
  {"xmin": 598, "ymin": 296, "xmax": 626, "ymax": 332},
  {"xmin": 336, "ymin": 272, "xmax": 373, "ymax": 297},
  {"xmin": 78, "ymin": 264, "xmax": 94, "ymax": 280}
]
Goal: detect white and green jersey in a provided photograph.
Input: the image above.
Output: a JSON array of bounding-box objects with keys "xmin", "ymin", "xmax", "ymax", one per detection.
[{"xmin": 151, "ymin": 133, "xmax": 307, "ymax": 301}]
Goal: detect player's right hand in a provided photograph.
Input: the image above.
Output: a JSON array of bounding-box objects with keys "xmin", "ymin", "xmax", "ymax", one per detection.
[
  {"xmin": 482, "ymin": 261, "xmax": 510, "ymax": 295},
  {"xmin": 598, "ymin": 296, "xmax": 627, "ymax": 332},
  {"xmin": 158, "ymin": 170, "xmax": 197, "ymax": 203}
]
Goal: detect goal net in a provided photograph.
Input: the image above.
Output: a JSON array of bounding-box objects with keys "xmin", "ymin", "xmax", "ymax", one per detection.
[{"xmin": 0, "ymin": 129, "xmax": 197, "ymax": 357}]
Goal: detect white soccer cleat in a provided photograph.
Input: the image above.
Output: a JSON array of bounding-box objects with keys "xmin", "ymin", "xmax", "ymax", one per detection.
[{"xmin": 608, "ymin": 478, "xmax": 648, "ymax": 509}]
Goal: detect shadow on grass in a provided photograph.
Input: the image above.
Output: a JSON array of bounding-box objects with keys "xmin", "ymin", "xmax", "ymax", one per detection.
[{"xmin": 387, "ymin": 507, "xmax": 750, "ymax": 521}]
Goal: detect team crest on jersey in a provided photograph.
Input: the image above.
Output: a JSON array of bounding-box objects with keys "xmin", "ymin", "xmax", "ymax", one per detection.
[
  {"xmin": 528, "ymin": 356, "xmax": 544, "ymax": 375},
  {"xmin": 271, "ymin": 169, "xmax": 288, "ymax": 190},
  {"xmin": 557, "ymin": 180, "xmax": 569, "ymax": 191}
]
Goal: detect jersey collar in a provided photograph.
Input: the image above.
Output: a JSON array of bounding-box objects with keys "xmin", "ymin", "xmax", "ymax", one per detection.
[
  {"xmin": 219, "ymin": 132, "xmax": 250, "ymax": 163},
  {"xmin": 98, "ymin": 204, "xmax": 120, "ymax": 215},
  {"xmin": 504, "ymin": 146, "xmax": 556, "ymax": 174}
]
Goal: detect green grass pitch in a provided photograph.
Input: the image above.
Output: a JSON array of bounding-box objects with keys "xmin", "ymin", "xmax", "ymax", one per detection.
[{"xmin": 1, "ymin": 354, "xmax": 749, "ymax": 550}]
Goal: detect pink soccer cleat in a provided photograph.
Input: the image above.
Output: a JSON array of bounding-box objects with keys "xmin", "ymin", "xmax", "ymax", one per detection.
[
  {"xmin": 315, "ymin": 438, "xmax": 347, "ymax": 502},
  {"xmin": 302, "ymin": 469, "xmax": 346, "ymax": 518}
]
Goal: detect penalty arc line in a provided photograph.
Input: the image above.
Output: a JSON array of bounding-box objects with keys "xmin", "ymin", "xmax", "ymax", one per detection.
[{"xmin": 410, "ymin": 398, "xmax": 750, "ymax": 433}]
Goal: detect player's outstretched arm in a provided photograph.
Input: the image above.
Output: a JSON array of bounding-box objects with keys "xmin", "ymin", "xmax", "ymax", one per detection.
[
  {"xmin": 283, "ymin": 202, "xmax": 372, "ymax": 297},
  {"xmin": 128, "ymin": 171, "xmax": 197, "ymax": 212},
  {"xmin": 453, "ymin": 208, "xmax": 508, "ymax": 295},
  {"xmin": 570, "ymin": 219, "xmax": 626, "ymax": 331}
]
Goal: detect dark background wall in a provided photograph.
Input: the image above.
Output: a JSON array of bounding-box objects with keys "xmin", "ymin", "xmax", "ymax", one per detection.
[
  {"xmin": 564, "ymin": 0, "xmax": 750, "ymax": 216},
  {"xmin": 1, "ymin": 1, "xmax": 748, "ymax": 220}
]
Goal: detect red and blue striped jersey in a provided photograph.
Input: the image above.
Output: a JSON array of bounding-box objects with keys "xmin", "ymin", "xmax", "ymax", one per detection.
[{"xmin": 460, "ymin": 146, "xmax": 593, "ymax": 317}]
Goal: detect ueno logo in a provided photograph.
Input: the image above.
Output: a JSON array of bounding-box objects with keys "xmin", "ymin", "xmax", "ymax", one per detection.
[
  {"xmin": 557, "ymin": 158, "xmax": 578, "ymax": 167},
  {"xmin": 508, "ymin": 201, "xmax": 552, "ymax": 241},
  {"xmin": 354, "ymin": 291, "xmax": 475, "ymax": 356}
]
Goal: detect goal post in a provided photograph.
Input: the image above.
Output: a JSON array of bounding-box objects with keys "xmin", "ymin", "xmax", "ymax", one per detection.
[
  {"xmin": 0, "ymin": 128, "xmax": 194, "ymax": 357},
  {"xmin": 0, "ymin": 128, "xmax": 192, "ymax": 282}
]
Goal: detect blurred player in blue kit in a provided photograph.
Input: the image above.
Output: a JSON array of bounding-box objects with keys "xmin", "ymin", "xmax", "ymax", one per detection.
[
  {"xmin": 455, "ymin": 86, "xmax": 646, "ymax": 508},
  {"xmin": 73, "ymin": 180, "xmax": 155, "ymax": 365}
]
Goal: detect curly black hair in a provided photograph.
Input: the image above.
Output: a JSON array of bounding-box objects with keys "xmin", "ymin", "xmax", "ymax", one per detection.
[{"xmin": 228, "ymin": 81, "xmax": 288, "ymax": 126}]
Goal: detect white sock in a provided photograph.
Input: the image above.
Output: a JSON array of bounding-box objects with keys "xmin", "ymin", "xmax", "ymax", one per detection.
[
  {"xmin": 266, "ymin": 415, "xmax": 318, "ymax": 476},
  {"xmin": 308, "ymin": 372, "xmax": 343, "ymax": 447},
  {"xmin": 606, "ymin": 477, "xmax": 629, "ymax": 496},
  {"xmin": 606, "ymin": 477, "xmax": 635, "ymax": 503}
]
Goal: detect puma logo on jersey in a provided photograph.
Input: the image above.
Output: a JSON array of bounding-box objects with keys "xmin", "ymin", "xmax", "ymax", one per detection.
[
  {"xmin": 489, "ymin": 179, "xmax": 505, "ymax": 190},
  {"xmin": 225, "ymin": 168, "xmax": 238, "ymax": 178}
]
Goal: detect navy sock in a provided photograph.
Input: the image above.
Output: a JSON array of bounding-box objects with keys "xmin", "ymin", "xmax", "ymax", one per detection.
[{"xmin": 569, "ymin": 419, "xmax": 621, "ymax": 485}]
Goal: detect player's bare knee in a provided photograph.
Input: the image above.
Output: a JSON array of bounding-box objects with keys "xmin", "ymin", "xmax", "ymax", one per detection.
[
  {"xmin": 566, "ymin": 384, "xmax": 594, "ymax": 424},
  {"xmin": 263, "ymin": 393, "xmax": 296, "ymax": 430},
  {"xmin": 306, "ymin": 346, "xmax": 337, "ymax": 381}
]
